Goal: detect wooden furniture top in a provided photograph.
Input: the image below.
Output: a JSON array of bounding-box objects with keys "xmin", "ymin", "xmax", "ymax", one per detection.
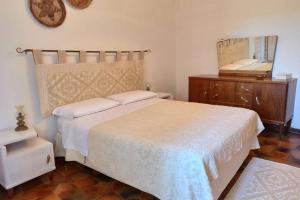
[
  {"xmin": 0, "ymin": 128, "xmax": 37, "ymax": 146},
  {"xmin": 189, "ymin": 75, "xmax": 296, "ymax": 84}
]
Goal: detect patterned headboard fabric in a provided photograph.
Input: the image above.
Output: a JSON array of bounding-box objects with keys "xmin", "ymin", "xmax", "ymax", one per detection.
[{"xmin": 36, "ymin": 60, "xmax": 144, "ymax": 117}]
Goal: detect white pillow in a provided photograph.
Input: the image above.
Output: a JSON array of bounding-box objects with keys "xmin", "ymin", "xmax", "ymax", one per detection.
[
  {"xmin": 107, "ymin": 90, "xmax": 158, "ymax": 105},
  {"xmin": 234, "ymin": 59, "xmax": 259, "ymax": 66},
  {"xmin": 52, "ymin": 98, "xmax": 120, "ymax": 119}
]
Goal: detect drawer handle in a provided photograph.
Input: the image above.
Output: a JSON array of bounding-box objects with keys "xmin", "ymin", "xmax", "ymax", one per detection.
[
  {"xmin": 203, "ymin": 91, "xmax": 208, "ymax": 96},
  {"xmin": 47, "ymin": 155, "xmax": 51, "ymax": 164},
  {"xmin": 241, "ymin": 86, "xmax": 249, "ymax": 92},
  {"xmin": 240, "ymin": 96, "xmax": 249, "ymax": 103},
  {"xmin": 255, "ymin": 97, "xmax": 261, "ymax": 105},
  {"xmin": 213, "ymin": 94, "xmax": 219, "ymax": 98},
  {"xmin": 214, "ymin": 83, "xmax": 219, "ymax": 87}
]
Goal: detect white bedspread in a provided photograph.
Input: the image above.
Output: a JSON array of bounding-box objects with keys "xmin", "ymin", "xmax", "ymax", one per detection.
[
  {"xmin": 58, "ymin": 98, "xmax": 164, "ymax": 156},
  {"xmin": 87, "ymin": 100, "xmax": 264, "ymax": 200}
]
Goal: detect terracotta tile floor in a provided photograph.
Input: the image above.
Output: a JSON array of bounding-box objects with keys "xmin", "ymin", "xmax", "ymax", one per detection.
[{"xmin": 1, "ymin": 127, "xmax": 300, "ymax": 200}]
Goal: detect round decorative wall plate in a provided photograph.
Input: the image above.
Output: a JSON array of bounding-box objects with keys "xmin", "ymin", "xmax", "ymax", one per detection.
[
  {"xmin": 68, "ymin": 0, "xmax": 92, "ymax": 9},
  {"xmin": 30, "ymin": 0, "xmax": 66, "ymax": 27}
]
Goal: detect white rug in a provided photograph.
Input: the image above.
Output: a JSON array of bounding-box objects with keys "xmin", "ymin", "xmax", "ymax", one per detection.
[{"xmin": 225, "ymin": 157, "xmax": 300, "ymax": 200}]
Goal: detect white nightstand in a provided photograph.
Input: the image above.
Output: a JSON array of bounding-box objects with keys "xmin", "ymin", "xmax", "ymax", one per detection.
[
  {"xmin": 156, "ymin": 92, "xmax": 173, "ymax": 100},
  {"xmin": 0, "ymin": 127, "xmax": 55, "ymax": 194}
]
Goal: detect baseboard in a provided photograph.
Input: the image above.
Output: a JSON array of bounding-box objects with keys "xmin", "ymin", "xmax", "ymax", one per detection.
[{"xmin": 289, "ymin": 128, "xmax": 300, "ymax": 134}]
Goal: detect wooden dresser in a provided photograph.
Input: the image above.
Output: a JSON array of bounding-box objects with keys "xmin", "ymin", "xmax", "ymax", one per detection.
[{"xmin": 189, "ymin": 75, "xmax": 297, "ymax": 135}]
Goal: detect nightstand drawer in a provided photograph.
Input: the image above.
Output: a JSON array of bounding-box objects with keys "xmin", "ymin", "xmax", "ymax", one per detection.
[{"xmin": 3, "ymin": 138, "xmax": 55, "ymax": 189}]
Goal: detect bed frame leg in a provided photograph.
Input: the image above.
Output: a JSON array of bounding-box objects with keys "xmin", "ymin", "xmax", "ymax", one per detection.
[
  {"xmin": 48, "ymin": 171, "xmax": 54, "ymax": 181},
  {"xmin": 7, "ymin": 188, "xmax": 14, "ymax": 197},
  {"xmin": 279, "ymin": 124, "xmax": 285, "ymax": 139}
]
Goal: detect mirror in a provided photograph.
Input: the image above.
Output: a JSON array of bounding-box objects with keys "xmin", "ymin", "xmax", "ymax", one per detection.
[{"xmin": 217, "ymin": 36, "xmax": 278, "ymax": 78}]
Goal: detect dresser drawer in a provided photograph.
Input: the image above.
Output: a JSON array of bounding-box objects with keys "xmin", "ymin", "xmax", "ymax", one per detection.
[
  {"xmin": 236, "ymin": 94, "xmax": 252, "ymax": 108},
  {"xmin": 236, "ymin": 83, "xmax": 253, "ymax": 94},
  {"xmin": 209, "ymin": 81, "xmax": 236, "ymax": 105}
]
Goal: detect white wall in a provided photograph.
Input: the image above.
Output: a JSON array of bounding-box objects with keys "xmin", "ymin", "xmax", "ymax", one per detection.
[
  {"xmin": 0, "ymin": 0, "xmax": 176, "ymax": 141},
  {"xmin": 1, "ymin": 0, "xmax": 300, "ymax": 138},
  {"xmin": 176, "ymin": 0, "xmax": 300, "ymax": 128}
]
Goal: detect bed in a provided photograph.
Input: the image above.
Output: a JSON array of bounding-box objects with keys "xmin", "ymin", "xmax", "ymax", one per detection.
[
  {"xmin": 32, "ymin": 51, "xmax": 264, "ymax": 199},
  {"xmin": 55, "ymin": 97, "xmax": 263, "ymax": 200}
]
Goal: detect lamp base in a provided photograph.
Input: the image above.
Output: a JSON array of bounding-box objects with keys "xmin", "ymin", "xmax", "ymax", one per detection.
[{"xmin": 15, "ymin": 125, "xmax": 28, "ymax": 132}]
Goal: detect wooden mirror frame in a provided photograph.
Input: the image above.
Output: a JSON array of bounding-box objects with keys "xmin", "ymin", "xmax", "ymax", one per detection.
[{"xmin": 219, "ymin": 70, "xmax": 273, "ymax": 79}]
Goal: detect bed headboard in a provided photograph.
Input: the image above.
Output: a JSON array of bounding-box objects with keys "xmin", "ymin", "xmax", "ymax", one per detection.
[{"xmin": 34, "ymin": 50, "xmax": 144, "ymax": 117}]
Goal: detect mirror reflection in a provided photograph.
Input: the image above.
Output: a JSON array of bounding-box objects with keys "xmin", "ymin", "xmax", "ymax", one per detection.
[{"xmin": 217, "ymin": 36, "xmax": 278, "ymax": 73}]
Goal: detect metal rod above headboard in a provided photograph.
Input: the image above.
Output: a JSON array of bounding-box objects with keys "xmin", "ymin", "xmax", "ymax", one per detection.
[{"xmin": 16, "ymin": 47, "xmax": 151, "ymax": 54}]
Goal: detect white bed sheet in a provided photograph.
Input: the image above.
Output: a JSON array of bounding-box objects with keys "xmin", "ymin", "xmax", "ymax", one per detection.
[{"xmin": 57, "ymin": 98, "xmax": 164, "ymax": 156}]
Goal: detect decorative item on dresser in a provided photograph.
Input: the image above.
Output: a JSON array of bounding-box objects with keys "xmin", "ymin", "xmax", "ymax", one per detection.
[
  {"xmin": 189, "ymin": 75, "xmax": 297, "ymax": 136},
  {"xmin": 0, "ymin": 127, "xmax": 55, "ymax": 196}
]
